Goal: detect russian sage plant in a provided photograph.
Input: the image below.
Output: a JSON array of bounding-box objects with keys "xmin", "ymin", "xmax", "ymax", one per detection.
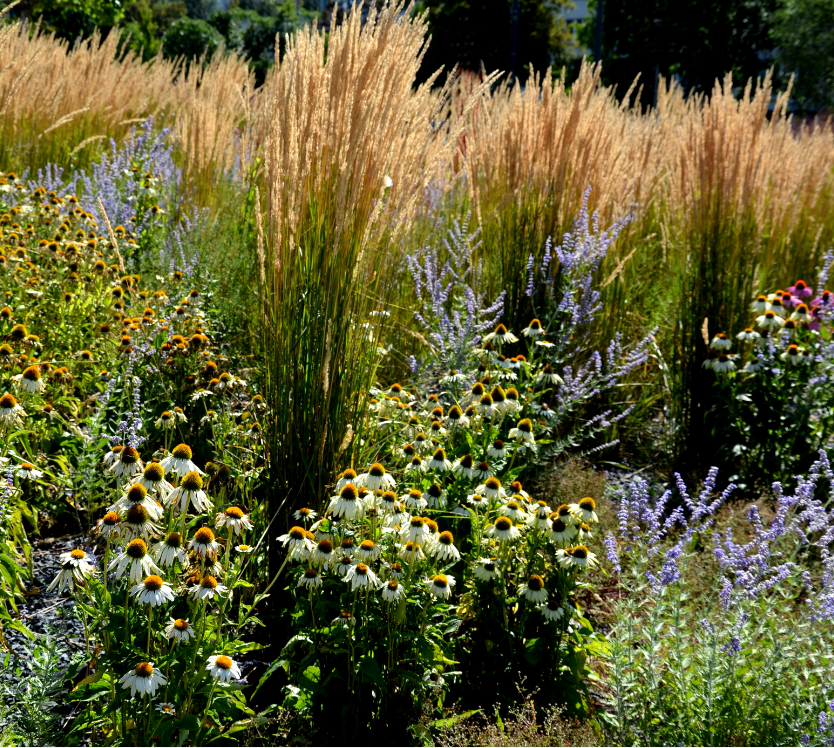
[{"xmin": 601, "ymin": 457, "xmax": 834, "ymax": 746}]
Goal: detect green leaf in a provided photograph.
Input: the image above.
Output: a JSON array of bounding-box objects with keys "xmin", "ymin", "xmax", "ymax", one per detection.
[
  {"xmin": 430, "ymin": 709, "xmax": 481, "ymax": 729},
  {"xmin": 358, "ymin": 655, "xmax": 385, "ymax": 691}
]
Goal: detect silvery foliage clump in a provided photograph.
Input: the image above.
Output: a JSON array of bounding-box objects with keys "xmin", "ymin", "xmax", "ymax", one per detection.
[{"xmin": 599, "ymin": 456, "xmax": 834, "ymax": 746}]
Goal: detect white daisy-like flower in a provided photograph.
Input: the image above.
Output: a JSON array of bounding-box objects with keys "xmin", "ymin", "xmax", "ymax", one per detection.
[
  {"xmin": 425, "ymin": 483, "xmax": 447, "ymax": 509},
  {"xmin": 402, "ymin": 516, "xmax": 431, "ymax": 545},
  {"xmin": 476, "ymin": 477, "xmax": 507, "ymax": 501},
  {"xmin": 709, "ymin": 333, "xmax": 732, "ymax": 351},
  {"xmin": 293, "ymin": 507, "xmax": 317, "ymax": 523},
  {"xmin": 398, "ymin": 541, "xmax": 425, "ymax": 564},
  {"xmin": 215, "ymin": 506, "xmax": 254, "ymax": 535},
  {"xmin": 467, "ymin": 493, "xmax": 489, "ymax": 510},
  {"xmin": 568, "ymin": 497, "xmax": 599, "ymax": 524},
  {"xmin": 120, "ymin": 502, "xmax": 161, "ymax": 541},
  {"xmin": 756, "ymin": 311, "xmax": 784, "ymax": 332},
  {"xmin": 473, "ymin": 558, "xmax": 499, "ymax": 581},
  {"xmin": 109, "ymin": 483, "xmax": 164, "ymax": 521},
  {"xmin": 769, "ymin": 298, "xmax": 787, "ymax": 317},
  {"xmin": 189, "ymin": 575, "xmax": 229, "ymax": 601},
  {"xmin": 508, "ymin": 418, "xmax": 536, "ymax": 445},
  {"xmin": 156, "ymin": 703, "xmax": 176, "ymax": 716},
  {"xmin": 498, "ymin": 499, "xmax": 527, "ymax": 523},
  {"xmin": 13, "ymin": 365, "xmax": 45, "ymax": 393},
  {"xmin": 548, "ymin": 517, "xmax": 578, "ymax": 545},
  {"xmin": 119, "ymin": 662, "xmax": 167, "ymax": 698},
  {"xmin": 0, "ymin": 393, "xmax": 25, "ymax": 426},
  {"xmin": 355, "ymin": 539, "xmax": 381, "ymax": 562},
  {"xmin": 355, "ymin": 462, "xmax": 395, "ymax": 492},
  {"xmin": 535, "ymin": 364, "xmax": 564, "ymax": 385},
  {"xmin": 165, "ymin": 617, "xmax": 196, "ymax": 643},
  {"xmin": 130, "ymin": 574, "xmax": 175, "ymax": 607},
  {"xmin": 533, "ymin": 402, "xmax": 556, "ymax": 421},
  {"xmin": 109, "ymin": 445, "xmax": 144, "ymax": 479},
  {"xmin": 539, "ymin": 600, "xmax": 571, "ymax": 621},
  {"xmin": 556, "ymin": 545, "xmax": 599, "ymax": 570},
  {"xmin": 103, "ymin": 446, "xmax": 123, "ymax": 468},
  {"xmin": 522, "ymin": 318, "xmax": 545, "ymax": 337},
  {"xmin": 577, "ymin": 522, "xmax": 594, "ymax": 542},
  {"xmin": 335, "ymin": 556, "xmax": 357, "ymax": 576},
  {"xmin": 153, "ymin": 532, "xmax": 190, "ymax": 568},
  {"xmin": 404, "ymin": 455, "xmax": 426, "ymax": 474},
  {"xmin": 526, "ymin": 503, "xmax": 553, "ymax": 531},
  {"xmin": 344, "ymin": 562, "xmax": 379, "ymax": 590},
  {"xmin": 736, "ymin": 328, "xmax": 760, "ymax": 342},
  {"xmin": 332, "ymin": 610, "xmax": 356, "ymax": 627},
  {"xmin": 751, "ymin": 294, "xmax": 769, "ymax": 313},
  {"xmin": 781, "ymin": 345, "xmax": 803, "ymax": 366},
  {"xmin": 487, "ymin": 440, "xmax": 507, "ymax": 460},
  {"xmin": 154, "ymin": 411, "xmax": 177, "ymax": 430},
  {"xmin": 486, "ymin": 517, "xmax": 521, "ymax": 542},
  {"xmin": 426, "ymin": 573, "xmax": 455, "ymax": 599},
  {"xmin": 535, "ymin": 339, "xmax": 555, "ymax": 349},
  {"xmin": 428, "ymin": 531, "xmax": 460, "ymax": 562},
  {"xmin": 47, "ymin": 548, "xmax": 97, "ymax": 592},
  {"xmin": 452, "ymin": 454, "xmax": 478, "ymax": 479},
  {"xmin": 440, "ymin": 370, "xmax": 469, "ymax": 386},
  {"xmin": 297, "ymin": 568, "xmax": 323, "ymax": 589},
  {"xmin": 206, "ymin": 654, "xmax": 241, "ymax": 683},
  {"xmin": 160, "ymin": 443, "xmax": 204, "ymax": 476},
  {"xmin": 16, "ymin": 461, "xmax": 42, "ymax": 480},
  {"xmin": 712, "ymin": 354, "xmax": 736, "ymax": 374},
  {"xmin": 166, "ymin": 471, "xmax": 211, "ymax": 515},
  {"xmin": 311, "ymin": 538, "xmax": 335, "ymax": 567},
  {"xmin": 137, "ymin": 462, "xmax": 174, "ymax": 500},
  {"xmin": 328, "ymin": 483, "xmax": 364, "ymax": 521},
  {"xmin": 482, "ymin": 324, "xmax": 518, "ymax": 345},
  {"xmin": 381, "ymin": 579, "xmax": 404, "ymax": 602},
  {"xmin": 189, "ymin": 527, "xmax": 221, "ymax": 559},
  {"xmin": 95, "ymin": 511, "xmax": 121, "ymax": 539},
  {"xmin": 518, "ymin": 574, "xmax": 548, "ymax": 603},
  {"xmin": 402, "ymin": 489, "xmax": 427, "ymax": 513},
  {"xmin": 109, "ymin": 539, "xmax": 163, "ymax": 585}
]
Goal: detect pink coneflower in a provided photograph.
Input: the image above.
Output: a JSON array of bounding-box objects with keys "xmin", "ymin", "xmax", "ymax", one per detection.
[{"xmin": 787, "ymin": 279, "xmax": 814, "ymax": 300}]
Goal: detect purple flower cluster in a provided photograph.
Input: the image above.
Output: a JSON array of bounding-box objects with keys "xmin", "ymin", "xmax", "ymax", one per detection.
[{"xmin": 406, "ymin": 214, "xmax": 505, "ymax": 375}]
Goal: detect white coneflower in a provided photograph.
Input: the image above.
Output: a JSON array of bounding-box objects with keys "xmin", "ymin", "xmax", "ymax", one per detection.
[
  {"xmin": 109, "ymin": 538, "xmax": 162, "ymax": 584},
  {"xmin": 130, "ymin": 574, "xmax": 175, "ymax": 607},
  {"xmin": 751, "ymin": 294, "xmax": 769, "ymax": 313},
  {"xmin": 111, "ymin": 482, "xmax": 164, "ymax": 520},
  {"xmin": 508, "ymin": 418, "xmax": 536, "ymax": 445},
  {"xmin": 156, "ymin": 703, "xmax": 176, "ymax": 717},
  {"xmin": 527, "ymin": 504, "xmax": 553, "ymax": 531},
  {"xmin": 539, "ymin": 599, "xmax": 570, "ymax": 621},
  {"xmin": 473, "ymin": 558, "xmax": 499, "ymax": 581},
  {"xmin": 414, "ymin": 432, "xmax": 430, "ymax": 453},
  {"xmin": 477, "ymin": 477, "xmax": 507, "ymax": 501},
  {"xmin": 769, "ymin": 297, "xmax": 787, "ymax": 317},
  {"xmin": 791, "ymin": 303, "xmax": 812, "ymax": 324},
  {"xmin": 215, "ymin": 506, "xmax": 253, "ymax": 535},
  {"xmin": 0, "ymin": 393, "xmax": 25, "ymax": 426},
  {"xmin": 482, "ymin": 324, "xmax": 518, "ymax": 345},
  {"xmin": 781, "ymin": 344, "xmax": 803, "ymax": 366},
  {"xmin": 518, "ymin": 574, "xmax": 548, "ymax": 603},
  {"xmin": 487, "ymin": 440, "xmax": 507, "ymax": 460},
  {"xmin": 335, "ymin": 556, "xmax": 356, "ymax": 576},
  {"xmin": 95, "ymin": 511, "xmax": 121, "ymax": 539},
  {"xmin": 712, "ymin": 354, "xmax": 736, "ymax": 374},
  {"xmin": 386, "ymin": 503, "xmax": 410, "ymax": 528},
  {"xmin": 477, "ymin": 393, "xmax": 498, "ymax": 419},
  {"xmin": 429, "ymin": 531, "xmax": 460, "ymax": 562},
  {"xmin": 345, "ymin": 562, "xmax": 379, "ymax": 591},
  {"xmin": 338, "ymin": 537, "xmax": 356, "ymax": 559},
  {"xmin": 498, "ymin": 499, "xmax": 527, "ymax": 523},
  {"xmin": 110, "ymin": 445, "xmax": 144, "ymax": 479},
  {"xmin": 440, "ymin": 369, "xmax": 469, "ymax": 385},
  {"xmin": 355, "ymin": 462, "xmax": 395, "ymax": 492},
  {"xmin": 709, "ymin": 333, "xmax": 732, "ymax": 351},
  {"xmin": 189, "ymin": 575, "xmax": 229, "ymax": 601},
  {"xmin": 554, "ymin": 503, "xmax": 578, "ymax": 525},
  {"xmin": 467, "ymin": 493, "xmax": 489, "ymax": 510},
  {"xmin": 119, "ymin": 662, "xmax": 167, "ymax": 698},
  {"xmin": 236, "ymin": 544, "xmax": 254, "ymax": 553},
  {"xmin": 535, "ymin": 339, "xmax": 555, "ymax": 349},
  {"xmin": 548, "ymin": 517, "xmax": 578, "ymax": 545},
  {"xmin": 400, "ymin": 488, "xmax": 429, "ymax": 514},
  {"xmin": 121, "ymin": 503, "xmax": 160, "ymax": 540},
  {"xmin": 16, "ymin": 461, "xmax": 43, "ymax": 480},
  {"xmin": 577, "ymin": 523, "xmax": 594, "ymax": 542},
  {"xmin": 467, "ymin": 460, "xmax": 491, "ymax": 481},
  {"xmin": 802, "ymin": 349, "xmax": 815, "ymax": 365},
  {"xmin": 294, "ymin": 507, "xmax": 317, "ymax": 523},
  {"xmin": 206, "ymin": 655, "xmax": 241, "ymax": 684},
  {"xmin": 756, "ymin": 310, "xmax": 784, "ymax": 332},
  {"xmin": 154, "ymin": 411, "xmax": 176, "ymax": 430},
  {"xmin": 428, "ymin": 419, "xmax": 447, "ymax": 438},
  {"xmin": 381, "ymin": 579, "xmax": 404, "ymax": 602},
  {"xmin": 399, "ymin": 541, "xmax": 425, "ymax": 564},
  {"xmin": 425, "ymin": 483, "xmax": 447, "ymax": 509},
  {"xmin": 47, "ymin": 548, "xmax": 97, "ymax": 593},
  {"xmin": 103, "ymin": 445, "xmax": 123, "ymax": 468},
  {"xmin": 153, "ymin": 532, "xmax": 189, "ymax": 568},
  {"xmin": 402, "ymin": 516, "xmax": 430, "ymax": 545},
  {"xmin": 355, "ymin": 539, "xmax": 381, "ymax": 562},
  {"xmin": 328, "ymin": 483, "xmax": 364, "ymax": 521},
  {"xmin": 332, "ymin": 610, "xmax": 356, "ymax": 627},
  {"xmin": 737, "ymin": 328, "xmax": 760, "ymax": 342},
  {"xmin": 426, "ymin": 573, "xmax": 455, "ymax": 599},
  {"xmin": 166, "ymin": 471, "xmax": 211, "ymax": 515},
  {"xmin": 137, "ymin": 462, "xmax": 174, "ymax": 500},
  {"xmin": 533, "ymin": 402, "xmax": 556, "ymax": 421},
  {"xmin": 13, "ymin": 364, "xmax": 45, "ymax": 393},
  {"xmin": 297, "ymin": 568, "xmax": 323, "ymax": 589},
  {"xmin": 522, "ymin": 318, "xmax": 545, "ymax": 338},
  {"xmin": 404, "ymin": 455, "xmax": 426, "ymax": 474},
  {"xmin": 744, "ymin": 359, "xmax": 764, "ymax": 373},
  {"xmin": 557, "ymin": 545, "xmax": 599, "ymax": 570},
  {"xmin": 160, "ymin": 443, "xmax": 203, "ymax": 476},
  {"xmin": 379, "ymin": 490, "xmax": 398, "ymax": 515},
  {"xmin": 311, "ymin": 538, "xmax": 335, "ymax": 567},
  {"xmin": 335, "ymin": 468, "xmax": 359, "ymax": 492},
  {"xmin": 452, "ymin": 454, "xmax": 477, "ymax": 479},
  {"xmin": 189, "ymin": 527, "xmax": 220, "ymax": 559},
  {"xmin": 535, "ymin": 364, "xmax": 564, "ymax": 386},
  {"xmin": 486, "ymin": 516, "xmax": 521, "ymax": 542},
  {"xmin": 569, "ymin": 497, "xmax": 599, "ymax": 524},
  {"xmin": 510, "ymin": 481, "xmax": 531, "ymax": 501}
]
